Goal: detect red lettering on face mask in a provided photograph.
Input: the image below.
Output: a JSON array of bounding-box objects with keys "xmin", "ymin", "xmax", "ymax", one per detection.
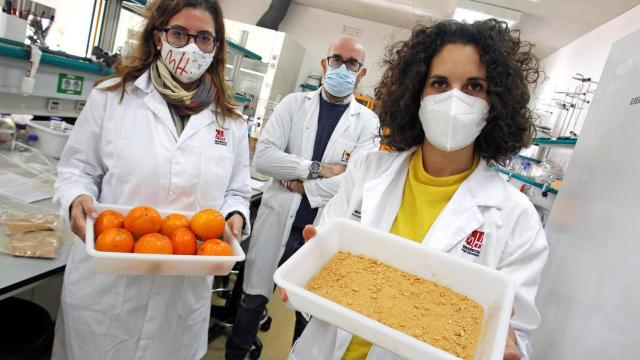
[{"xmin": 164, "ymin": 49, "xmax": 191, "ymax": 76}]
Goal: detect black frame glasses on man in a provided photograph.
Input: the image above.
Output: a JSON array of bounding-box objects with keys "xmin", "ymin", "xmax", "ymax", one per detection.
[
  {"xmin": 159, "ymin": 26, "xmax": 219, "ymax": 53},
  {"xmin": 326, "ymin": 55, "xmax": 363, "ymax": 72}
]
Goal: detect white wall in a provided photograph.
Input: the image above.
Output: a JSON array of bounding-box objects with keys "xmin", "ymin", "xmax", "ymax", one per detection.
[
  {"xmin": 219, "ymin": 0, "xmax": 410, "ymax": 97},
  {"xmin": 533, "ymin": 4, "xmax": 640, "ymax": 136}
]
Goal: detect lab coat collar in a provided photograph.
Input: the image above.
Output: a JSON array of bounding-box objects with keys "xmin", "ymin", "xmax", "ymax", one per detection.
[
  {"xmin": 136, "ymin": 70, "xmax": 179, "ymax": 141},
  {"xmin": 134, "ymin": 70, "xmax": 216, "ymax": 146},
  {"xmin": 133, "ymin": 69, "xmax": 155, "ymax": 93},
  {"xmin": 300, "ymin": 89, "xmax": 362, "ymax": 159},
  {"xmin": 465, "ymin": 159, "xmax": 505, "ymax": 209},
  {"xmin": 424, "ymin": 159, "xmax": 505, "ymax": 251},
  {"xmin": 361, "ymin": 148, "xmax": 506, "ymax": 252},
  {"xmin": 360, "ymin": 149, "xmax": 413, "ymax": 231},
  {"xmin": 176, "ymin": 108, "xmax": 217, "ymax": 147}
]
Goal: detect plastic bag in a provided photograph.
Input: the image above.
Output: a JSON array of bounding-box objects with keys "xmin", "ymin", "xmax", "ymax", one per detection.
[
  {"xmin": 0, "ymin": 196, "xmax": 64, "ymax": 259},
  {"xmin": 0, "ymin": 141, "xmax": 57, "ymax": 193},
  {"xmin": 1, "ymin": 213, "xmax": 60, "ymax": 235},
  {"xmin": 7, "ymin": 231, "xmax": 63, "ymax": 258}
]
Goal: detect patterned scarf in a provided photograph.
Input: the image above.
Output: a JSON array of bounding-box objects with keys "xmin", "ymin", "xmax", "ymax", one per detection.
[{"xmin": 149, "ymin": 60, "xmax": 214, "ymax": 117}]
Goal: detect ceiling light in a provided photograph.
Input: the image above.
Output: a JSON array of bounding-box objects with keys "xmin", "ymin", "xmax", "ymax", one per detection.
[{"xmin": 453, "ymin": 0, "xmax": 522, "ymax": 27}]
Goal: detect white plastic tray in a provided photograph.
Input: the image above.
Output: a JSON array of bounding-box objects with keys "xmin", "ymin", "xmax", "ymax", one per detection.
[
  {"xmin": 28, "ymin": 120, "xmax": 72, "ymax": 159},
  {"xmin": 274, "ymin": 219, "xmax": 515, "ymax": 360},
  {"xmin": 85, "ymin": 203, "xmax": 245, "ymax": 276}
]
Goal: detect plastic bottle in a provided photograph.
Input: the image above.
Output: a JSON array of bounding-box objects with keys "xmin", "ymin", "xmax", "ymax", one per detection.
[
  {"xmin": 15, "ymin": 124, "xmax": 29, "ymax": 144},
  {"xmin": 27, "ymin": 134, "xmax": 39, "ymax": 147},
  {"xmin": 49, "ymin": 117, "xmax": 65, "ymax": 132}
]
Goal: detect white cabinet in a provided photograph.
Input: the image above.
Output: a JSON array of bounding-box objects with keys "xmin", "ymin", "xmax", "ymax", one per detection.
[{"xmin": 224, "ymin": 19, "xmax": 305, "ymax": 126}]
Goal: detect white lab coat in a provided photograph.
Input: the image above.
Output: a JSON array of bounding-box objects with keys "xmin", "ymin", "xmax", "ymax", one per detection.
[
  {"xmin": 51, "ymin": 70, "xmax": 251, "ymax": 360},
  {"xmin": 243, "ymin": 89, "xmax": 379, "ymax": 299},
  {"xmin": 288, "ymin": 149, "xmax": 549, "ymax": 360}
]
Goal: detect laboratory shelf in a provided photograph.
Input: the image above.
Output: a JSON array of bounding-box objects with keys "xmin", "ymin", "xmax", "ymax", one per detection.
[
  {"xmin": 233, "ymin": 93, "xmax": 252, "ymax": 103},
  {"xmin": 122, "ymin": 0, "xmax": 147, "ymax": 14},
  {"xmin": 300, "ymin": 83, "xmax": 319, "ymax": 91},
  {"xmin": 493, "ymin": 165, "xmax": 559, "ymax": 195},
  {"xmin": 226, "ymin": 40, "xmax": 262, "ymax": 61},
  {"xmin": 531, "ymin": 137, "xmax": 577, "ymax": 147},
  {"xmin": 0, "ymin": 38, "xmax": 113, "ymax": 76},
  {"xmin": 516, "ymin": 154, "xmax": 542, "ymax": 164}
]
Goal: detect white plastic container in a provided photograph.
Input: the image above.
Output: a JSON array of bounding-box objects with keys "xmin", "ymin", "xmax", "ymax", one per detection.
[
  {"xmin": 274, "ymin": 219, "xmax": 515, "ymax": 360},
  {"xmin": 85, "ymin": 203, "xmax": 245, "ymax": 276},
  {"xmin": 28, "ymin": 120, "xmax": 73, "ymax": 159},
  {"xmin": 0, "ymin": 13, "xmax": 27, "ymax": 43}
]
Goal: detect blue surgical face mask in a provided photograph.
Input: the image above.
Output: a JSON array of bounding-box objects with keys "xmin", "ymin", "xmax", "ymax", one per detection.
[{"xmin": 323, "ymin": 64, "xmax": 357, "ymax": 97}]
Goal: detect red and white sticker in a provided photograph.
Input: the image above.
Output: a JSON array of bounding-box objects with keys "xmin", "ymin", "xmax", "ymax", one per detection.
[
  {"xmin": 462, "ymin": 230, "xmax": 485, "ymax": 257},
  {"xmin": 214, "ymin": 129, "xmax": 227, "ymax": 146}
]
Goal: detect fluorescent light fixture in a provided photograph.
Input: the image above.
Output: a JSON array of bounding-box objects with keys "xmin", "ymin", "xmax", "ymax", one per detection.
[{"xmin": 453, "ymin": 0, "xmax": 522, "ymax": 27}]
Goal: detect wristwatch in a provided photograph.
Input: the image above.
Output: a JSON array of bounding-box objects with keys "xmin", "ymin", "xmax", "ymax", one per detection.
[{"xmin": 309, "ymin": 161, "xmax": 321, "ymax": 179}]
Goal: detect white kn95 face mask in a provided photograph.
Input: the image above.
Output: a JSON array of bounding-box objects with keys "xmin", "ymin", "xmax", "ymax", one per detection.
[{"xmin": 418, "ymin": 89, "xmax": 490, "ymax": 152}]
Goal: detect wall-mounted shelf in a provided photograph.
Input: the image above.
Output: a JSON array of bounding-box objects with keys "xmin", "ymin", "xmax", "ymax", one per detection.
[
  {"xmin": 531, "ymin": 137, "xmax": 577, "ymax": 147},
  {"xmin": 233, "ymin": 93, "xmax": 252, "ymax": 103},
  {"xmin": 0, "ymin": 38, "xmax": 112, "ymax": 116},
  {"xmin": 0, "ymin": 38, "xmax": 112, "ymax": 76},
  {"xmin": 493, "ymin": 165, "xmax": 559, "ymax": 195},
  {"xmin": 300, "ymin": 83, "xmax": 319, "ymax": 91},
  {"xmin": 122, "ymin": 0, "xmax": 147, "ymax": 14},
  {"xmin": 517, "ymin": 154, "xmax": 542, "ymax": 164},
  {"xmin": 226, "ymin": 40, "xmax": 262, "ymax": 61}
]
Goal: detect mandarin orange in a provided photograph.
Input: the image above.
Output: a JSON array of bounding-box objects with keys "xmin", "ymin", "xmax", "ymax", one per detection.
[
  {"xmin": 95, "ymin": 228, "xmax": 134, "ymax": 253},
  {"xmin": 124, "ymin": 206, "xmax": 162, "ymax": 238}
]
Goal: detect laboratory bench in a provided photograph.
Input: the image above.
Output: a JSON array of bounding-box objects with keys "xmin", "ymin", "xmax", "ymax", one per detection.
[{"xmin": 0, "ymin": 198, "xmax": 68, "ymax": 319}]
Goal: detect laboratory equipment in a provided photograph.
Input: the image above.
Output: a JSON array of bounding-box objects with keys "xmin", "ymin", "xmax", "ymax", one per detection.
[
  {"xmin": 27, "ymin": 119, "xmax": 72, "ymax": 159},
  {"xmin": 224, "ymin": 19, "xmax": 305, "ymax": 123},
  {"xmin": 532, "ymin": 28, "xmax": 640, "ymax": 359}
]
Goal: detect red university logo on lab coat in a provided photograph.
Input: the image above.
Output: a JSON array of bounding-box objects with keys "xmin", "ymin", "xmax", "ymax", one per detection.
[
  {"xmin": 214, "ymin": 129, "xmax": 227, "ymax": 146},
  {"xmin": 215, "ymin": 129, "xmax": 225, "ymax": 141},
  {"xmin": 462, "ymin": 230, "xmax": 485, "ymax": 257}
]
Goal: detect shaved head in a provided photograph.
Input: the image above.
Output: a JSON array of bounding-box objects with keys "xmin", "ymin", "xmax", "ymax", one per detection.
[
  {"xmin": 320, "ymin": 36, "xmax": 368, "ymax": 100},
  {"xmin": 327, "ymin": 36, "xmax": 365, "ymax": 63}
]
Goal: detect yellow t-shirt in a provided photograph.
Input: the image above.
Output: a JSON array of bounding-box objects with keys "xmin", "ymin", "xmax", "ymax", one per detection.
[{"xmin": 342, "ymin": 149, "xmax": 479, "ymax": 360}]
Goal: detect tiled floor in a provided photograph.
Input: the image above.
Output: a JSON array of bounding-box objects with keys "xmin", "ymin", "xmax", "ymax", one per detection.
[{"xmin": 203, "ymin": 291, "xmax": 295, "ymax": 360}]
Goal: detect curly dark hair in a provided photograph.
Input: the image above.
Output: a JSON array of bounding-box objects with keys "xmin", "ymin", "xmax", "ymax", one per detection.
[{"xmin": 375, "ymin": 19, "xmax": 539, "ymax": 164}]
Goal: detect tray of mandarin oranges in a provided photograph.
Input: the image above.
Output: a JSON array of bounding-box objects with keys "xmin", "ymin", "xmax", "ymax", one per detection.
[{"xmin": 84, "ymin": 203, "xmax": 245, "ymax": 276}]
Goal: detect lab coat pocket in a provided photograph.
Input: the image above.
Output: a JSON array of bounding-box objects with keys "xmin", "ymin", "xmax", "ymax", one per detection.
[
  {"xmin": 198, "ymin": 148, "xmax": 233, "ymax": 209},
  {"xmin": 63, "ymin": 245, "xmax": 127, "ymax": 315}
]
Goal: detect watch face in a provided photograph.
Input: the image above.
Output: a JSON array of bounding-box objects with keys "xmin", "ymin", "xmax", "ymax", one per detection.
[{"xmin": 311, "ymin": 162, "xmax": 321, "ymax": 172}]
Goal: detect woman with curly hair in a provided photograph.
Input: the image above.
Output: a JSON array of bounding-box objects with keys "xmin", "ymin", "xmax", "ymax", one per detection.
[{"xmin": 287, "ymin": 19, "xmax": 549, "ymax": 360}]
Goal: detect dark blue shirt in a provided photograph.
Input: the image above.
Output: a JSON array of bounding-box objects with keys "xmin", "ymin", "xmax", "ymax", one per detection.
[{"xmin": 292, "ymin": 94, "xmax": 350, "ymax": 229}]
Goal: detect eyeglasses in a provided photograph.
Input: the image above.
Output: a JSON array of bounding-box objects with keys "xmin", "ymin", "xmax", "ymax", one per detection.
[
  {"xmin": 327, "ymin": 55, "xmax": 363, "ymax": 72},
  {"xmin": 160, "ymin": 27, "xmax": 218, "ymax": 53}
]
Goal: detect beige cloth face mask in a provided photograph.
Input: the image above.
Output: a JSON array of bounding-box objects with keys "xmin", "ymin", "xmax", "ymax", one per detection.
[{"xmin": 160, "ymin": 42, "xmax": 214, "ymax": 83}]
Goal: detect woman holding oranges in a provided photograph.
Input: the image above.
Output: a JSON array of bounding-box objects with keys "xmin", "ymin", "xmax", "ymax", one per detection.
[
  {"xmin": 287, "ymin": 20, "xmax": 548, "ymax": 360},
  {"xmin": 52, "ymin": 1, "xmax": 250, "ymax": 359}
]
